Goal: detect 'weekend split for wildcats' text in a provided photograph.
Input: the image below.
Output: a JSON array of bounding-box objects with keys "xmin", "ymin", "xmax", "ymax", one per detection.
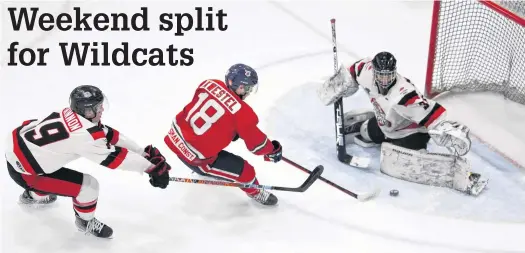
[{"xmin": 8, "ymin": 6, "xmax": 228, "ymax": 36}]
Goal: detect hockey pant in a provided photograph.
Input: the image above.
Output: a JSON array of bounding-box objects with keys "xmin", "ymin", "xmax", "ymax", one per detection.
[
  {"xmin": 367, "ymin": 117, "xmax": 431, "ymax": 150},
  {"xmin": 177, "ymin": 150, "xmax": 260, "ymax": 195},
  {"xmin": 7, "ymin": 162, "xmax": 99, "ymax": 220}
]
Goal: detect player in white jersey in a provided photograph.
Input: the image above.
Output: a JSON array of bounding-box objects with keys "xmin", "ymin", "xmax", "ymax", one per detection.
[
  {"xmin": 4, "ymin": 85, "xmax": 172, "ymax": 238},
  {"xmin": 318, "ymin": 52, "xmax": 488, "ymax": 196}
]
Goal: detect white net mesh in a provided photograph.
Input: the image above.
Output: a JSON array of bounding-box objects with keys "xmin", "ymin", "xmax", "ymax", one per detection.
[{"xmin": 427, "ymin": 1, "xmax": 525, "ymax": 104}]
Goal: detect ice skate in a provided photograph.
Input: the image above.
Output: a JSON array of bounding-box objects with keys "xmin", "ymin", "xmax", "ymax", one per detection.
[
  {"xmin": 465, "ymin": 172, "xmax": 489, "ymax": 196},
  {"xmin": 18, "ymin": 190, "xmax": 57, "ymax": 206},
  {"xmin": 247, "ymin": 189, "xmax": 278, "ymax": 206},
  {"xmin": 75, "ymin": 213, "xmax": 114, "ymax": 239}
]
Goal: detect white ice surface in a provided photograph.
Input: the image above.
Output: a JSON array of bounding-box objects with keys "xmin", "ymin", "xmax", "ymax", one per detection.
[{"xmin": 1, "ymin": 1, "xmax": 524, "ymax": 253}]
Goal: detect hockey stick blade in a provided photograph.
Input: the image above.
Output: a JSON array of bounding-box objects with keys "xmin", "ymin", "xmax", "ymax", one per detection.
[
  {"xmin": 340, "ymin": 154, "xmax": 371, "ymax": 169},
  {"xmin": 296, "ymin": 165, "xmax": 324, "ymax": 191},
  {"xmin": 271, "ymin": 165, "xmax": 323, "ymax": 192},
  {"xmin": 357, "ymin": 187, "xmax": 381, "ymax": 202},
  {"xmin": 349, "ymin": 156, "xmax": 371, "ymax": 168}
]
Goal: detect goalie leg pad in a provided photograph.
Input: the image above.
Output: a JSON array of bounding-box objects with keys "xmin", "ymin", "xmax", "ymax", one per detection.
[{"xmin": 380, "ymin": 142, "xmax": 487, "ymax": 195}]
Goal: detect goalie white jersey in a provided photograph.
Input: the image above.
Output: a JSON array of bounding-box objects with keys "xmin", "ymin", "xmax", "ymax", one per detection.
[
  {"xmin": 348, "ymin": 58, "xmax": 447, "ymax": 139},
  {"xmin": 4, "ymin": 107, "xmax": 153, "ymax": 176}
]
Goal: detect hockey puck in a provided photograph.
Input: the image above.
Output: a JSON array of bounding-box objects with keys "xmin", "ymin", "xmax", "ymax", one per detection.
[{"xmin": 389, "ymin": 189, "xmax": 399, "ymax": 197}]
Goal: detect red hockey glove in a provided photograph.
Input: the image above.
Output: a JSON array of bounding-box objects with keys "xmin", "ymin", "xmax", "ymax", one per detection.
[
  {"xmin": 264, "ymin": 140, "xmax": 282, "ymax": 163},
  {"xmin": 143, "ymin": 145, "xmax": 165, "ymax": 160},
  {"xmin": 145, "ymin": 156, "xmax": 171, "ymax": 189}
]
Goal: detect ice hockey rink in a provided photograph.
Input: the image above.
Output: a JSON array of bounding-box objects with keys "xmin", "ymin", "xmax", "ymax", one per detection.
[{"xmin": 1, "ymin": 1, "xmax": 525, "ymax": 252}]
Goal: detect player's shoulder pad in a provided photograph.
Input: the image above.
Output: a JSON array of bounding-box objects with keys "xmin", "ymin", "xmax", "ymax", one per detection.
[
  {"xmin": 211, "ymin": 79, "xmax": 226, "ymax": 86},
  {"xmin": 349, "ymin": 57, "xmax": 373, "ymax": 80},
  {"xmin": 393, "ymin": 77, "xmax": 420, "ymax": 106},
  {"xmin": 236, "ymin": 105, "xmax": 259, "ymax": 128}
]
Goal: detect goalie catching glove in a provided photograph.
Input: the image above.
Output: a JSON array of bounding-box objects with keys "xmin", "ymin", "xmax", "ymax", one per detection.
[
  {"xmin": 429, "ymin": 120, "xmax": 472, "ymax": 156},
  {"xmin": 317, "ymin": 64, "xmax": 360, "ymax": 105}
]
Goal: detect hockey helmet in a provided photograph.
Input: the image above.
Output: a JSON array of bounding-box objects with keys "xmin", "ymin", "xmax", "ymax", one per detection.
[
  {"xmin": 372, "ymin": 51, "xmax": 397, "ymax": 95},
  {"xmin": 225, "ymin": 63, "xmax": 259, "ymax": 99},
  {"xmin": 69, "ymin": 85, "xmax": 107, "ymax": 122}
]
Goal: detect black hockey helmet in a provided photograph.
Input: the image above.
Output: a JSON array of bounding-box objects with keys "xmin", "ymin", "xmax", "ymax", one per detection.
[
  {"xmin": 225, "ymin": 63, "xmax": 259, "ymax": 100},
  {"xmin": 69, "ymin": 85, "xmax": 106, "ymax": 121},
  {"xmin": 372, "ymin": 51, "xmax": 397, "ymax": 95}
]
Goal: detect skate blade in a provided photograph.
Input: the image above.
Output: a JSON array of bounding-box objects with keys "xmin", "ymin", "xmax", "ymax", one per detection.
[
  {"xmin": 469, "ymin": 178, "xmax": 489, "ymax": 196},
  {"xmin": 17, "ymin": 200, "xmax": 56, "ymax": 209},
  {"xmin": 250, "ymin": 200, "xmax": 279, "ymax": 208},
  {"xmin": 77, "ymin": 228, "xmax": 114, "ymax": 239}
]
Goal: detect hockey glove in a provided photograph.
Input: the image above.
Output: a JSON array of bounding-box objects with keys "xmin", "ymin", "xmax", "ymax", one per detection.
[
  {"xmin": 317, "ymin": 64, "xmax": 359, "ymax": 106},
  {"xmin": 264, "ymin": 140, "xmax": 282, "ymax": 163},
  {"xmin": 145, "ymin": 156, "xmax": 171, "ymax": 189},
  {"xmin": 143, "ymin": 145, "xmax": 165, "ymax": 160},
  {"xmin": 429, "ymin": 121, "xmax": 471, "ymax": 156}
]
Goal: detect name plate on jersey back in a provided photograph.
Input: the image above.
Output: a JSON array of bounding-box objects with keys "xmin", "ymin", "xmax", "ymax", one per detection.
[{"xmin": 199, "ymin": 80, "xmax": 242, "ymax": 114}]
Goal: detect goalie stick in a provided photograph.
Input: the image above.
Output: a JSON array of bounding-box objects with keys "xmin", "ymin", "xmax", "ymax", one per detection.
[
  {"xmin": 169, "ymin": 163, "xmax": 324, "ymax": 192},
  {"xmin": 283, "ymin": 157, "xmax": 378, "ymax": 201},
  {"xmin": 330, "ymin": 18, "xmax": 370, "ymax": 169}
]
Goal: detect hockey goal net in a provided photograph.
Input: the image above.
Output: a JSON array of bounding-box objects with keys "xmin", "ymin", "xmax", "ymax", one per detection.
[{"xmin": 425, "ymin": 1, "xmax": 525, "ymax": 104}]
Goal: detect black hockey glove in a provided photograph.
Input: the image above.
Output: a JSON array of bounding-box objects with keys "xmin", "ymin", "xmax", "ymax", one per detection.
[
  {"xmin": 264, "ymin": 140, "xmax": 282, "ymax": 163},
  {"xmin": 143, "ymin": 145, "xmax": 165, "ymax": 160},
  {"xmin": 145, "ymin": 156, "xmax": 171, "ymax": 189},
  {"xmin": 232, "ymin": 133, "xmax": 240, "ymax": 142}
]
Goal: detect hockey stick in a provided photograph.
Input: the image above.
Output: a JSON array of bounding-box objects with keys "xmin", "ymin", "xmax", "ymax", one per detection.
[
  {"xmin": 283, "ymin": 157, "xmax": 378, "ymax": 201},
  {"xmin": 168, "ymin": 165, "xmax": 324, "ymax": 192},
  {"xmin": 330, "ymin": 18, "xmax": 370, "ymax": 169}
]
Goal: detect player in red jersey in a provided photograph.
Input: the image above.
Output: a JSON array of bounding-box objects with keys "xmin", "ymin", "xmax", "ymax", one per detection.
[{"xmin": 164, "ymin": 63, "xmax": 282, "ymax": 205}]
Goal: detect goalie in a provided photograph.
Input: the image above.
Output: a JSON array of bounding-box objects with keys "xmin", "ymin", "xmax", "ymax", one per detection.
[{"xmin": 317, "ymin": 51, "xmax": 488, "ymax": 196}]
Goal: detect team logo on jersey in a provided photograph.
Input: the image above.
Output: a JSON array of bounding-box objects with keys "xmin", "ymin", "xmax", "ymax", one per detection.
[{"xmin": 371, "ymin": 98, "xmax": 392, "ymax": 127}]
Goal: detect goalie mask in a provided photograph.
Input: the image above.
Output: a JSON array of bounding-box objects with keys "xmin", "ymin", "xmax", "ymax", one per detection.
[
  {"xmin": 372, "ymin": 52, "xmax": 397, "ymax": 95},
  {"xmin": 69, "ymin": 85, "xmax": 109, "ymax": 123}
]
